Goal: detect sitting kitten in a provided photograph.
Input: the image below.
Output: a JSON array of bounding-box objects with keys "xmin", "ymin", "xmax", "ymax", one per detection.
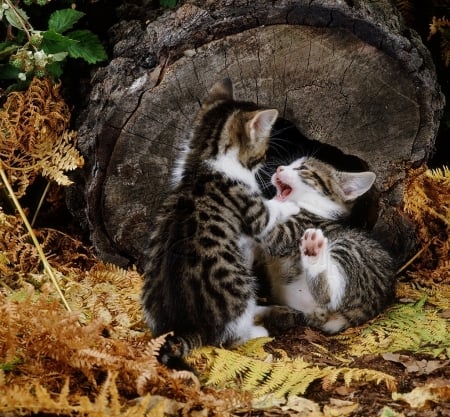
[
  {"xmin": 141, "ymin": 79, "xmax": 299, "ymax": 369},
  {"xmin": 261, "ymin": 157, "xmax": 396, "ymax": 334}
]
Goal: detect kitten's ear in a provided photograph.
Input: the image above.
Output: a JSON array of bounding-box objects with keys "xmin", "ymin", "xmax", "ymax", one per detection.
[
  {"xmin": 338, "ymin": 171, "xmax": 376, "ymax": 201},
  {"xmin": 203, "ymin": 78, "xmax": 233, "ymax": 106},
  {"xmin": 247, "ymin": 109, "xmax": 279, "ymax": 141}
]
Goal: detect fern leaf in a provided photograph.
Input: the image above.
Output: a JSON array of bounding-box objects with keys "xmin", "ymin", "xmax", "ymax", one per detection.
[
  {"xmin": 342, "ymin": 300, "xmax": 450, "ymax": 358},
  {"xmin": 0, "ymin": 77, "xmax": 83, "ymax": 197},
  {"xmin": 207, "ymin": 349, "xmax": 252, "ymax": 386},
  {"xmin": 195, "ymin": 340, "xmax": 394, "ymax": 399}
]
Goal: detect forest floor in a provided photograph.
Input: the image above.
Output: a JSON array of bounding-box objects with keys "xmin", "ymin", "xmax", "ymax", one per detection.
[{"xmin": 0, "ymin": 158, "xmax": 449, "ymax": 416}]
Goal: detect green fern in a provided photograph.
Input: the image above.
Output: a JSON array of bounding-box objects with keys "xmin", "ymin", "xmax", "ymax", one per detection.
[
  {"xmin": 342, "ymin": 299, "xmax": 450, "ymax": 358},
  {"xmin": 188, "ymin": 339, "xmax": 395, "ymax": 399}
]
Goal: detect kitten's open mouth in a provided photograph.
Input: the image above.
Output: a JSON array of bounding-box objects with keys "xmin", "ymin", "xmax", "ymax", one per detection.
[{"xmin": 273, "ymin": 176, "xmax": 292, "ymax": 201}]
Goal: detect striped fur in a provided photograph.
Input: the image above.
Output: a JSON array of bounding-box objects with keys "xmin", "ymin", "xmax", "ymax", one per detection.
[
  {"xmin": 141, "ymin": 80, "xmax": 299, "ymax": 368},
  {"xmin": 259, "ymin": 157, "xmax": 396, "ymax": 334}
]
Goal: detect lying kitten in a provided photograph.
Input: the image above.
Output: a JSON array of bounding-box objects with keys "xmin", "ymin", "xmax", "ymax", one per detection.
[
  {"xmin": 141, "ymin": 79, "xmax": 299, "ymax": 369},
  {"xmin": 261, "ymin": 156, "xmax": 396, "ymax": 334}
]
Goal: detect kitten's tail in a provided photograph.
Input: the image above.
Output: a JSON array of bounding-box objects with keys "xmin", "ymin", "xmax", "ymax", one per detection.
[{"xmin": 157, "ymin": 333, "xmax": 202, "ymax": 372}]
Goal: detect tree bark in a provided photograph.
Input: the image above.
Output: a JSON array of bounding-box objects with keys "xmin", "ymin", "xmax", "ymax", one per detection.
[{"xmin": 67, "ymin": 0, "xmax": 444, "ymax": 267}]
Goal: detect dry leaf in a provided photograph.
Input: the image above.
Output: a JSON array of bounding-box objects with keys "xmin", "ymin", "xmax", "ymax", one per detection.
[
  {"xmin": 392, "ymin": 384, "xmax": 450, "ymax": 408},
  {"xmin": 379, "ymin": 406, "xmax": 405, "ymax": 417},
  {"xmin": 334, "ymin": 385, "xmax": 356, "ymax": 396},
  {"xmin": 382, "ymin": 353, "xmax": 449, "ymax": 375},
  {"xmin": 439, "ymin": 309, "xmax": 450, "ymax": 319},
  {"xmin": 281, "ymin": 395, "xmax": 323, "ymax": 416},
  {"xmin": 323, "ymin": 398, "xmax": 359, "ymax": 417}
]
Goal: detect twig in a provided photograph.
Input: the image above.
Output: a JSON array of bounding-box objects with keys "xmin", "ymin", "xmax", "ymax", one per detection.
[
  {"xmin": 31, "ymin": 180, "xmax": 50, "ymax": 227},
  {"xmin": 396, "ymin": 240, "xmax": 432, "ymax": 276},
  {"xmin": 0, "ymin": 165, "xmax": 72, "ymax": 312}
]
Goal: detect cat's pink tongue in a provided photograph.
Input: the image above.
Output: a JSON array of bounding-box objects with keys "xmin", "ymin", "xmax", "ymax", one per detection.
[{"xmin": 275, "ymin": 187, "xmax": 292, "ymax": 201}]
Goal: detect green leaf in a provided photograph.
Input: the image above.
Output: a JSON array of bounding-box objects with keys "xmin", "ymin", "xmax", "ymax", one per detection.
[
  {"xmin": 65, "ymin": 30, "xmax": 107, "ymax": 64},
  {"xmin": 48, "ymin": 8, "xmax": 85, "ymax": 34},
  {"xmin": 41, "ymin": 30, "xmax": 79, "ymax": 55},
  {"xmin": 0, "ymin": 42, "xmax": 19, "ymax": 60},
  {"xmin": 4, "ymin": 7, "xmax": 29, "ymax": 30},
  {"xmin": 160, "ymin": 0, "xmax": 177, "ymax": 8},
  {"xmin": 0, "ymin": 63, "xmax": 20, "ymax": 79},
  {"xmin": 45, "ymin": 61, "xmax": 64, "ymax": 78},
  {"xmin": 50, "ymin": 51, "xmax": 68, "ymax": 62},
  {"xmin": 41, "ymin": 29, "xmax": 107, "ymax": 65}
]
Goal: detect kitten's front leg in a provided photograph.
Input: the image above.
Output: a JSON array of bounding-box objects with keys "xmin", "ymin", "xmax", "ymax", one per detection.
[
  {"xmin": 252, "ymin": 198, "xmax": 300, "ymax": 257},
  {"xmin": 301, "ymin": 228, "xmax": 328, "ymax": 275},
  {"xmin": 301, "ymin": 228, "xmax": 345, "ymax": 308}
]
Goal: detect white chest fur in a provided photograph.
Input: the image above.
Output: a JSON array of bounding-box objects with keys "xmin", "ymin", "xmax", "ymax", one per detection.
[{"xmin": 280, "ymin": 276, "xmax": 319, "ymax": 314}]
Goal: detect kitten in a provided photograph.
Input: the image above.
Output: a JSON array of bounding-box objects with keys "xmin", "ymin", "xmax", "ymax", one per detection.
[
  {"xmin": 141, "ymin": 79, "xmax": 299, "ymax": 369},
  {"xmin": 259, "ymin": 156, "xmax": 396, "ymax": 334}
]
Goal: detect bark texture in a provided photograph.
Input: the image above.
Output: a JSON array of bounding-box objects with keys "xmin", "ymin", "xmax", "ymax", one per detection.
[{"xmin": 68, "ymin": 0, "xmax": 444, "ymax": 266}]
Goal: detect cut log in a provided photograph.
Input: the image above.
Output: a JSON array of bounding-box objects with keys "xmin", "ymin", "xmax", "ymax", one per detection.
[{"xmin": 67, "ymin": 0, "xmax": 444, "ymax": 267}]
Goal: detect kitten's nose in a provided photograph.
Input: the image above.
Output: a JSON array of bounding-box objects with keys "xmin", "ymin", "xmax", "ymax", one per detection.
[{"xmin": 277, "ymin": 166, "xmax": 284, "ymax": 173}]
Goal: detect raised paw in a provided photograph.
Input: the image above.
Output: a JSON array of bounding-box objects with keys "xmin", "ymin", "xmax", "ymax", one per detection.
[{"xmin": 301, "ymin": 228, "xmax": 327, "ymax": 260}]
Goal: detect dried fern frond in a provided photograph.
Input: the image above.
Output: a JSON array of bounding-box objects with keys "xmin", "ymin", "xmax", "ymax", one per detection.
[
  {"xmin": 0, "ymin": 208, "xmax": 96, "ymax": 291},
  {"xmin": 396, "ymin": 281, "xmax": 450, "ymax": 311},
  {"xmin": 64, "ymin": 262, "xmax": 144, "ymax": 336},
  {"xmin": 402, "ymin": 166, "xmax": 450, "ymax": 286},
  {"xmin": 428, "ymin": 16, "xmax": 450, "ymax": 66},
  {"xmin": 0, "ymin": 290, "xmax": 251, "ymax": 416},
  {"xmin": 0, "ymin": 372, "xmax": 166, "ymax": 417},
  {"xmin": 393, "ymin": 0, "xmax": 416, "ymax": 26},
  {"xmin": 0, "ymin": 77, "xmax": 83, "ymax": 198}
]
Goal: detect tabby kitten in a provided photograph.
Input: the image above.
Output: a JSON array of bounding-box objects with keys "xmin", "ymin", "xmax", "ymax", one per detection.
[
  {"xmin": 260, "ymin": 156, "xmax": 396, "ymax": 334},
  {"xmin": 141, "ymin": 79, "xmax": 299, "ymax": 368}
]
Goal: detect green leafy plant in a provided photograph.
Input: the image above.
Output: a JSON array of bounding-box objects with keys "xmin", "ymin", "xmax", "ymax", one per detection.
[
  {"xmin": 0, "ymin": 0, "xmax": 107, "ymax": 84},
  {"xmin": 159, "ymin": 0, "xmax": 178, "ymax": 8}
]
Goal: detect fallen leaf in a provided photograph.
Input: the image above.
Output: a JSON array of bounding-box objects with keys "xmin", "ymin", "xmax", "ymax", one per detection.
[
  {"xmin": 281, "ymin": 395, "xmax": 323, "ymax": 416},
  {"xmin": 323, "ymin": 398, "xmax": 359, "ymax": 417},
  {"xmin": 439, "ymin": 309, "xmax": 450, "ymax": 319},
  {"xmin": 392, "ymin": 384, "xmax": 450, "ymax": 408},
  {"xmin": 145, "ymin": 395, "xmax": 185, "ymax": 416},
  {"xmin": 253, "ymin": 393, "xmax": 322, "ymax": 416},
  {"xmin": 382, "ymin": 353, "xmax": 449, "ymax": 375},
  {"xmin": 379, "ymin": 406, "xmax": 406, "ymax": 417},
  {"xmin": 334, "ymin": 385, "xmax": 356, "ymax": 396}
]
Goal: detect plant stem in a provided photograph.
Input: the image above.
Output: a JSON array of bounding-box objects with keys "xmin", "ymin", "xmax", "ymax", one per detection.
[
  {"xmin": 4, "ymin": 0, "xmax": 35, "ymax": 44},
  {"xmin": 0, "ymin": 165, "xmax": 72, "ymax": 312},
  {"xmin": 31, "ymin": 180, "xmax": 50, "ymax": 227}
]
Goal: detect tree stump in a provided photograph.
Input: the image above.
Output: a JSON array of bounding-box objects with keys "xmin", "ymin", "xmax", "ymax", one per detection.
[{"xmin": 68, "ymin": 0, "xmax": 444, "ymax": 267}]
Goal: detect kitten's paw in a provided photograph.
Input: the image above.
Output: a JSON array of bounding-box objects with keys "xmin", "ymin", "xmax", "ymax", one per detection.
[
  {"xmin": 248, "ymin": 325, "xmax": 269, "ymax": 339},
  {"xmin": 157, "ymin": 334, "xmax": 196, "ymax": 372},
  {"xmin": 256, "ymin": 305, "xmax": 307, "ymax": 336},
  {"xmin": 301, "ymin": 228, "xmax": 328, "ymax": 261}
]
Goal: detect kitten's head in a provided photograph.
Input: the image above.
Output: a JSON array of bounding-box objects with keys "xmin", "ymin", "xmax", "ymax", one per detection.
[
  {"xmin": 271, "ymin": 157, "xmax": 376, "ymax": 219},
  {"xmin": 185, "ymin": 79, "xmax": 278, "ymax": 174}
]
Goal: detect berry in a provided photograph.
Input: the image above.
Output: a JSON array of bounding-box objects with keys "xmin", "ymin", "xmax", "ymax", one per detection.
[{"xmin": 10, "ymin": 58, "xmax": 23, "ymax": 69}]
